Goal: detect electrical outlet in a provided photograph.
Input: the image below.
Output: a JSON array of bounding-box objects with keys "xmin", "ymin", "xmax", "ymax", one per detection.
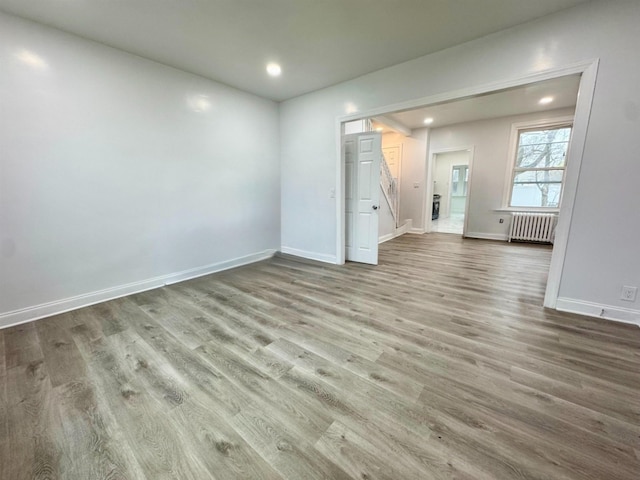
[{"xmin": 621, "ymin": 286, "xmax": 637, "ymax": 302}]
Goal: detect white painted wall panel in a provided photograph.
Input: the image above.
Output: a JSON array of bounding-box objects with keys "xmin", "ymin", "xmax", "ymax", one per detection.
[
  {"xmin": 280, "ymin": 0, "xmax": 640, "ymax": 313},
  {"xmin": 0, "ymin": 13, "xmax": 280, "ymax": 319},
  {"xmin": 398, "ymin": 129, "xmax": 429, "ymax": 231}
]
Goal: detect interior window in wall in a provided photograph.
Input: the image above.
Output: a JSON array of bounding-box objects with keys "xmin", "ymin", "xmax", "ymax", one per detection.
[
  {"xmin": 509, "ymin": 124, "xmax": 572, "ymax": 208},
  {"xmin": 451, "ymin": 165, "xmax": 469, "ymax": 197}
]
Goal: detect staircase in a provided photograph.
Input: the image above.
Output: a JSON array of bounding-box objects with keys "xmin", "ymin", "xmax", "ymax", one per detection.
[
  {"xmin": 380, "ymin": 153, "xmax": 399, "ymax": 227},
  {"xmin": 378, "ymin": 150, "xmax": 412, "ymax": 243}
]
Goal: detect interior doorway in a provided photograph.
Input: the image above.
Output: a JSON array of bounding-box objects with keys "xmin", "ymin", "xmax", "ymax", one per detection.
[
  {"xmin": 430, "ymin": 149, "xmax": 472, "ymax": 235},
  {"xmin": 336, "ymin": 61, "xmax": 598, "ymax": 309}
]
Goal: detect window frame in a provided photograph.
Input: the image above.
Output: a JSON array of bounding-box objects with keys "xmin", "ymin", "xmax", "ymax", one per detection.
[{"xmin": 502, "ymin": 116, "xmax": 574, "ymax": 211}]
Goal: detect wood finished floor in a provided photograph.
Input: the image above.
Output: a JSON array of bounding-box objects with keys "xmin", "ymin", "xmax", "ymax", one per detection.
[{"xmin": 1, "ymin": 233, "xmax": 639, "ymax": 480}]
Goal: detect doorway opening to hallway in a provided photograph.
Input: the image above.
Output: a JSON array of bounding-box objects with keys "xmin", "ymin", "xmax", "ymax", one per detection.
[{"xmin": 430, "ymin": 149, "xmax": 472, "ymax": 235}]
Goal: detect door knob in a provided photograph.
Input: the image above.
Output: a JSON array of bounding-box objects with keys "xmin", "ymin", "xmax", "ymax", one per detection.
[{"xmin": 372, "ymin": 205, "xmax": 379, "ymax": 210}]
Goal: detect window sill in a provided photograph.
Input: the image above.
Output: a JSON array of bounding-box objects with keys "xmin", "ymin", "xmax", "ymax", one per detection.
[{"xmin": 493, "ymin": 208, "xmax": 560, "ymax": 214}]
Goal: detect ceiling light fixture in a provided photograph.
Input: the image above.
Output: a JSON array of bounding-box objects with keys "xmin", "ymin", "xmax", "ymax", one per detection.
[
  {"xmin": 539, "ymin": 96, "xmax": 554, "ymax": 105},
  {"xmin": 423, "ymin": 117, "xmax": 434, "ymax": 125},
  {"xmin": 375, "ymin": 127, "xmax": 384, "ymax": 132},
  {"xmin": 266, "ymin": 63, "xmax": 282, "ymax": 77}
]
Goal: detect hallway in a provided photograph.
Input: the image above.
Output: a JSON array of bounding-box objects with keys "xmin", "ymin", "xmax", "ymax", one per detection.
[{"xmin": 431, "ymin": 212, "xmax": 465, "ymax": 234}]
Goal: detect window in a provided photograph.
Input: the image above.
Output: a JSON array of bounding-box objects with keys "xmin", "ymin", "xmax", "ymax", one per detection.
[
  {"xmin": 508, "ymin": 123, "xmax": 572, "ymax": 209},
  {"xmin": 451, "ymin": 165, "xmax": 469, "ymax": 196}
]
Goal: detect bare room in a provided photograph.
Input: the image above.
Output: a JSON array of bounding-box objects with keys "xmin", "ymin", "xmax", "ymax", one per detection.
[{"xmin": 1, "ymin": 1, "xmax": 639, "ymax": 479}]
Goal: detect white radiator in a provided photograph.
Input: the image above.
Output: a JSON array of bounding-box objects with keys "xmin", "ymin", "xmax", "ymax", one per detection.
[{"xmin": 508, "ymin": 212, "xmax": 556, "ymax": 243}]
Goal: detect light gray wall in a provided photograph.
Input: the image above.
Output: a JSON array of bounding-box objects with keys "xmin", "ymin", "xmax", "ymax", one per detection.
[
  {"xmin": 280, "ymin": 0, "xmax": 640, "ymax": 315},
  {"xmin": 429, "ymin": 108, "xmax": 575, "ymax": 238},
  {"xmin": 399, "ymin": 128, "xmax": 429, "ymax": 231},
  {"xmin": 0, "ymin": 13, "xmax": 280, "ymax": 323}
]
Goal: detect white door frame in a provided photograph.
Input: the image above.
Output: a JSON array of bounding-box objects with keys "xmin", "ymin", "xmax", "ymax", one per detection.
[
  {"xmin": 425, "ymin": 146, "xmax": 475, "ymax": 236},
  {"xmin": 335, "ymin": 59, "xmax": 599, "ymax": 309}
]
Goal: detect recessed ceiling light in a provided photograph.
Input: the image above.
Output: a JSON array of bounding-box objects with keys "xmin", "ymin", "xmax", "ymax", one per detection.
[
  {"xmin": 266, "ymin": 63, "xmax": 282, "ymax": 77},
  {"xmin": 375, "ymin": 127, "xmax": 384, "ymax": 132},
  {"xmin": 539, "ymin": 96, "xmax": 554, "ymax": 105},
  {"xmin": 423, "ymin": 117, "xmax": 434, "ymax": 125}
]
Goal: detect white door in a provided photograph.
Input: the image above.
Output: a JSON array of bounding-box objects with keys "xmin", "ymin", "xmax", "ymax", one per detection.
[{"xmin": 345, "ymin": 133, "xmax": 381, "ymax": 265}]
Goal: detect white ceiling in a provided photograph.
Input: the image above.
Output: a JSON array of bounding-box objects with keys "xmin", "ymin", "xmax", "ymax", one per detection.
[
  {"xmin": 374, "ymin": 74, "xmax": 581, "ymax": 132},
  {"xmin": 0, "ymin": 0, "xmax": 591, "ymax": 101}
]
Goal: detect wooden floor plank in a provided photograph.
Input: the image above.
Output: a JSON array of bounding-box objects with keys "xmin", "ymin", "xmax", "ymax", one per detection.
[
  {"xmin": 0, "ymin": 330, "xmax": 5, "ymax": 377},
  {"xmin": 70, "ymin": 323, "xmax": 214, "ymax": 479},
  {"xmin": 3, "ymin": 360, "xmax": 62, "ymax": 480},
  {"xmin": 53, "ymin": 378, "xmax": 147, "ymax": 479},
  {"xmin": 229, "ymin": 403, "xmax": 351, "ymax": 480},
  {"xmin": 1, "ymin": 233, "xmax": 639, "ymax": 479},
  {"xmin": 314, "ymin": 420, "xmax": 422, "ymax": 480},
  {"xmin": 35, "ymin": 320, "xmax": 87, "ymax": 387},
  {"xmin": 3, "ymin": 322, "xmax": 43, "ymax": 369}
]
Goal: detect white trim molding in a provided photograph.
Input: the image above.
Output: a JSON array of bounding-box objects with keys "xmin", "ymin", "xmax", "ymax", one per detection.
[
  {"xmin": 464, "ymin": 232, "xmax": 509, "ymax": 242},
  {"xmin": 0, "ymin": 249, "xmax": 277, "ymax": 330},
  {"xmin": 544, "ymin": 60, "xmax": 600, "ymax": 309},
  {"xmin": 425, "ymin": 145, "xmax": 475, "ymax": 236},
  {"xmin": 379, "ymin": 219, "xmax": 412, "ymax": 244},
  {"xmin": 494, "ymin": 207, "xmax": 560, "ymax": 214},
  {"xmin": 556, "ymin": 298, "xmax": 640, "ymax": 328},
  {"xmin": 280, "ymin": 246, "xmax": 337, "ymax": 264},
  {"xmin": 338, "ymin": 60, "xmax": 600, "ymax": 126},
  {"xmin": 378, "ymin": 233, "xmax": 395, "ymax": 244}
]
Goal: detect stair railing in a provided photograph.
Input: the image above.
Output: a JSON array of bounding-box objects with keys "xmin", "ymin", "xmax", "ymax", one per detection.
[{"xmin": 380, "ymin": 153, "xmax": 399, "ymax": 227}]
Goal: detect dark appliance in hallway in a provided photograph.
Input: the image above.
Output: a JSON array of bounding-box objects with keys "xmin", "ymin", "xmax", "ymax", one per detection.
[{"xmin": 432, "ymin": 194, "xmax": 441, "ymax": 220}]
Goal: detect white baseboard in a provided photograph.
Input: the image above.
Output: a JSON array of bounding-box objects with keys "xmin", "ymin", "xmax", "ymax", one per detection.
[
  {"xmin": 556, "ymin": 298, "xmax": 640, "ymax": 327},
  {"xmin": 379, "ymin": 220, "xmax": 412, "ymax": 244},
  {"xmin": 378, "ymin": 233, "xmax": 394, "ymax": 244},
  {"xmin": 464, "ymin": 232, "xmax": 509, "ymax": 241},
  {"xmin": 280, "ymin": 246, "xmax": 337, "ymax": 265},
  {"xmin": 398, "ymin": 220, "xmax": 412, "ymax": 235},
  {"xmin": 408, "ymin": 228, "xmax": 425, "ymax": 234},
  {"xmin": 0, "ymin": 249, "xmax": 277, "ymax": 330}
]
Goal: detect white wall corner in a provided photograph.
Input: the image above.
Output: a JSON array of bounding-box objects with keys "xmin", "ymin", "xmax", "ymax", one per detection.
[
  {"xmin": 556, "ymin": 298, "xmax": 640, "ymax": 328},
  {"xmin": 280, "ymin": 246, "xmax": 338, "ymax": 265},
  {"xmin": 0, "ymin": 249, "xmax": 277, "ymax": 330}
]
